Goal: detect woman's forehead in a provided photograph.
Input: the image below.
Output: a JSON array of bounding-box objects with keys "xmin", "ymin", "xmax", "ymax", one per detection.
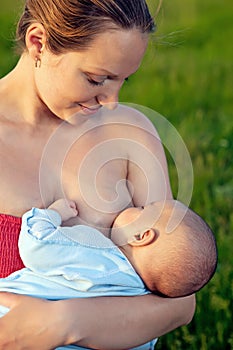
[{"xmin": 75, "ymin": 28, "xmax": 148, "ymax": 76}]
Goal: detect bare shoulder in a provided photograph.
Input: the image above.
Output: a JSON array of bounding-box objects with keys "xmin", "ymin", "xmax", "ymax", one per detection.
[{"xmin": 100, "ymin": 104, "xmax": 160, "ymax": 140}]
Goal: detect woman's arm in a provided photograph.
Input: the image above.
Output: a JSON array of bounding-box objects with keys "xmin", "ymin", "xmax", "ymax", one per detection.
[
  {"xmin": 125, "ymin": 108, "xmax": 173, "ymax": 205},
  {"xmin": 0, "ymin": 293, "xmax": 69, "ymax": 350},
  {"xmin": 0, "ymin": 292, "xmax": 195, "ymax": 349},
  {"xmin": 63, "ymin": 294, "xmax": 196, "ymax": 349}
]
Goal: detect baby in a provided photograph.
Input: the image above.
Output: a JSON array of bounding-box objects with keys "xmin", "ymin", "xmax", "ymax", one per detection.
[
  {"xmin": 0, "ymin": 198, "xmax": 217, "ymax": 350},
  {"xmin": 110, "ymin": 199, "xmax": 217, "ymax": 297},
  {"xmin": 0, "ymin": 198, "xmax": 217, "ymax": 302}
]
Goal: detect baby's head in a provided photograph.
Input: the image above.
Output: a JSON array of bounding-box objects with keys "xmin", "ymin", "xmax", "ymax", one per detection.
[{"xmin": 111, "ymin": 200, "xmax": 217, "ymax": 298}]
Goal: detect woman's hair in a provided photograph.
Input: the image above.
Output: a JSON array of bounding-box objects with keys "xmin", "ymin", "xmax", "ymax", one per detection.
[{"xmin": 16, "ymin": 0, "xmax": 155, "ymax": 54}]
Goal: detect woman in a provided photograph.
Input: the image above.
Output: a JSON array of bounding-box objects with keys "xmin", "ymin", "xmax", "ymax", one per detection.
[{"xmin": 0, "ymin": 0, "xmax": 195, "ymax": 349}]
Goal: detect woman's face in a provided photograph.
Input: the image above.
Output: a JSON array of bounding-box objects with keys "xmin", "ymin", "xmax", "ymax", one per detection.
[{"xmin": 34, "ymin": 28, "xmax": 148, "ymax": 121}]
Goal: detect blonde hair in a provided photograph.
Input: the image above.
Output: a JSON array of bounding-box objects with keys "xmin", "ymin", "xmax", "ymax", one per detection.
[{"xmin": 16, "ymin": 0, "xmax": 155, "ymax": 54}]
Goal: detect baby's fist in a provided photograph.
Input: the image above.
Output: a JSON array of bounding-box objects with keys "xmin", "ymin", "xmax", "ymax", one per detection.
[{"xmin": 48, "ymin": 198, "xmax": 78, "ymax": 222}]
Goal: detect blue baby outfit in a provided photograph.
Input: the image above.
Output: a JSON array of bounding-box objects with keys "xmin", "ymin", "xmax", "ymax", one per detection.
[{"xmin": 0, "ymin": 208, "xmax": 157, "ymax": 350}]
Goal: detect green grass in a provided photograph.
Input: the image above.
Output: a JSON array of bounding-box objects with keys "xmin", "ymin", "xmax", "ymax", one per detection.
[
  {"xmin": 1, "ymin": 0, "xmax": 233, "ymax": 349},
  {"xmin": 0, "ymin": 0, "xmax": 22, "ymax": 74}
]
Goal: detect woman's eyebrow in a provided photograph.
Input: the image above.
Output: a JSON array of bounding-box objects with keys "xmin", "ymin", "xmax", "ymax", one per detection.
[{"xmin": 87, "ymin": 68, "xmax": 118, "ymax": 78}]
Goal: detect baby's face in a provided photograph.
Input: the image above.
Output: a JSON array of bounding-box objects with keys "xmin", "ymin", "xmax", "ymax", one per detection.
[
  {"xmin": 111, "ymin": 202, "xmax": 162, "ymax": 245},
  {"xmin": 113, "ymin": 202, "xmax": 167, "ymax": 229},
  {"xmin": 113, "ymin": 206, "xmax": 144, "ymax": 229}
]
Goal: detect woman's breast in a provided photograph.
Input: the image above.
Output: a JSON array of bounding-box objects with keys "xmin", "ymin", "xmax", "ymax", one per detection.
[{"xmin": 62, "ymin": 158, "xmax": 133, "ymax": 234}]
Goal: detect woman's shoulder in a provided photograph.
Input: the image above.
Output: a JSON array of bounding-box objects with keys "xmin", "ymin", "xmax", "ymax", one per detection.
[{"xmin": 100, "ymin": 104, "xmax": 160, "ymax": 138}]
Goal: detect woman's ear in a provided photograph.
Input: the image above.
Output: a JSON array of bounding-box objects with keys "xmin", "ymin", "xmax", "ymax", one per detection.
[
  {"xmin": 25, "ymin": 23, "xmax": 47, "ymax": 59},
  {"xmin": 129, "ymin": 228, "xmax": 158, "ymax": 247}
]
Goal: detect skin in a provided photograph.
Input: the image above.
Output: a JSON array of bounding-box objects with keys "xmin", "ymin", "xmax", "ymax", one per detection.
[
  {"xmin": 111, "ymin": 201, "xmax": 184, "ymax": 295},
  {"xmin": 0, "ymin": 23, "xmax": 195, "ymax": 349}
]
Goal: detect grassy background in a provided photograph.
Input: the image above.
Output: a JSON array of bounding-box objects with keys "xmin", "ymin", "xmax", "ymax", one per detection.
[{"xmin": 0, "ymin": 0, "xmax": 232, "ymax": 349}]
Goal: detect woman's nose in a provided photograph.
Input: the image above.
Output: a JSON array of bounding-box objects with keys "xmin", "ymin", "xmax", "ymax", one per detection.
[{"xmin": 97, "ymin": 88, "xmax": 120, "ymax": 110}]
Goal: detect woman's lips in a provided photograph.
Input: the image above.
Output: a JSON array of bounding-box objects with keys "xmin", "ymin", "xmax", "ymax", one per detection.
[{"xmin": 78, "ymin": 103, "xmax": 102, "ymax": 115}]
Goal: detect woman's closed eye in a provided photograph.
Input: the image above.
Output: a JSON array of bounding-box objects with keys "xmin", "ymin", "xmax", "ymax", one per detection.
[
  {"xmin": 87, "ymin": 75, "xmax": 129, "ymax": 87},
  {"xmin": 87, "ymin": 77, "xmax": 106, "ymax": 87},
  {"xmin": 86, "ymin": 73, "xmax": 108, "ymax": 87}
]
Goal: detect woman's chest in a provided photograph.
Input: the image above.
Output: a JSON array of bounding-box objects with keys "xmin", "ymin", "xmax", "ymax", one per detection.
[
  {"xmin": 0, "ymin": 130, "xmax": 52, "ymax": 215},
  {"xmin": 40, "ymin": 124, "xmax": 132, "ymax": 228},
  {"xmin": 0, "ymin": 125, "xmax": 131, "ymax": 228}
]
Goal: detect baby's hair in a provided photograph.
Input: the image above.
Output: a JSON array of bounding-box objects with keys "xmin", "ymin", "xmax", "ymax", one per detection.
[
  {"xmin": 146, "ymin": 203, "xmax": 217, "ymax": 297},
  {"xmin": 16, "ymin": 0, "xmax": 155, "ymax": 54}
]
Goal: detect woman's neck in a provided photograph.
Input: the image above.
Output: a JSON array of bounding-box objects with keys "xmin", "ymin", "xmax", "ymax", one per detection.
[{"xmin": 0, "ymin": 55, "xmax": 57, "ymax": 127}]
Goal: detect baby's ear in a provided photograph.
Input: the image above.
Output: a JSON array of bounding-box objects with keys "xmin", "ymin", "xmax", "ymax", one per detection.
[{"xmin": 129, "ymin": 228, "xmax": 158, "ymax": 247}]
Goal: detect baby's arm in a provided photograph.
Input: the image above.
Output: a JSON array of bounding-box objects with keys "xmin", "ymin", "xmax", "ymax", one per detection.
[
  {"xmin": 18, "ymin": 199, "xmax": 79, "ymax": 269},
  {"xmin": 48, "ymin": 199, "xmax": 78, "ymax": 222}
]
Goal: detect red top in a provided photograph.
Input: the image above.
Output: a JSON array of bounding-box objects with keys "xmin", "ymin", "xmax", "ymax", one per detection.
[{"xmin": 0, "ymin": 214, "xmax": 24, "ymax": 278}]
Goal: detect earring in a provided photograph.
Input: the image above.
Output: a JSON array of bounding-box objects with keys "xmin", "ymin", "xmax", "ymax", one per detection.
[{"xmin": 35, "ymin": 57, "xmax": 41, "ymax": 68}]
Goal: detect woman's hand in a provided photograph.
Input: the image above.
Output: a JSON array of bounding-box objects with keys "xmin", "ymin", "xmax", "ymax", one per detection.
[{"xmin": 0, "ymin": 293, "xmax": 70, "ymax": 350}]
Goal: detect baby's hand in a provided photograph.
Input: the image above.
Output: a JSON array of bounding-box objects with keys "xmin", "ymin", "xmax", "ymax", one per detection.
[{"xmin": 48, "ymin": 199, "xmax": 78, "ymax": 222}]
